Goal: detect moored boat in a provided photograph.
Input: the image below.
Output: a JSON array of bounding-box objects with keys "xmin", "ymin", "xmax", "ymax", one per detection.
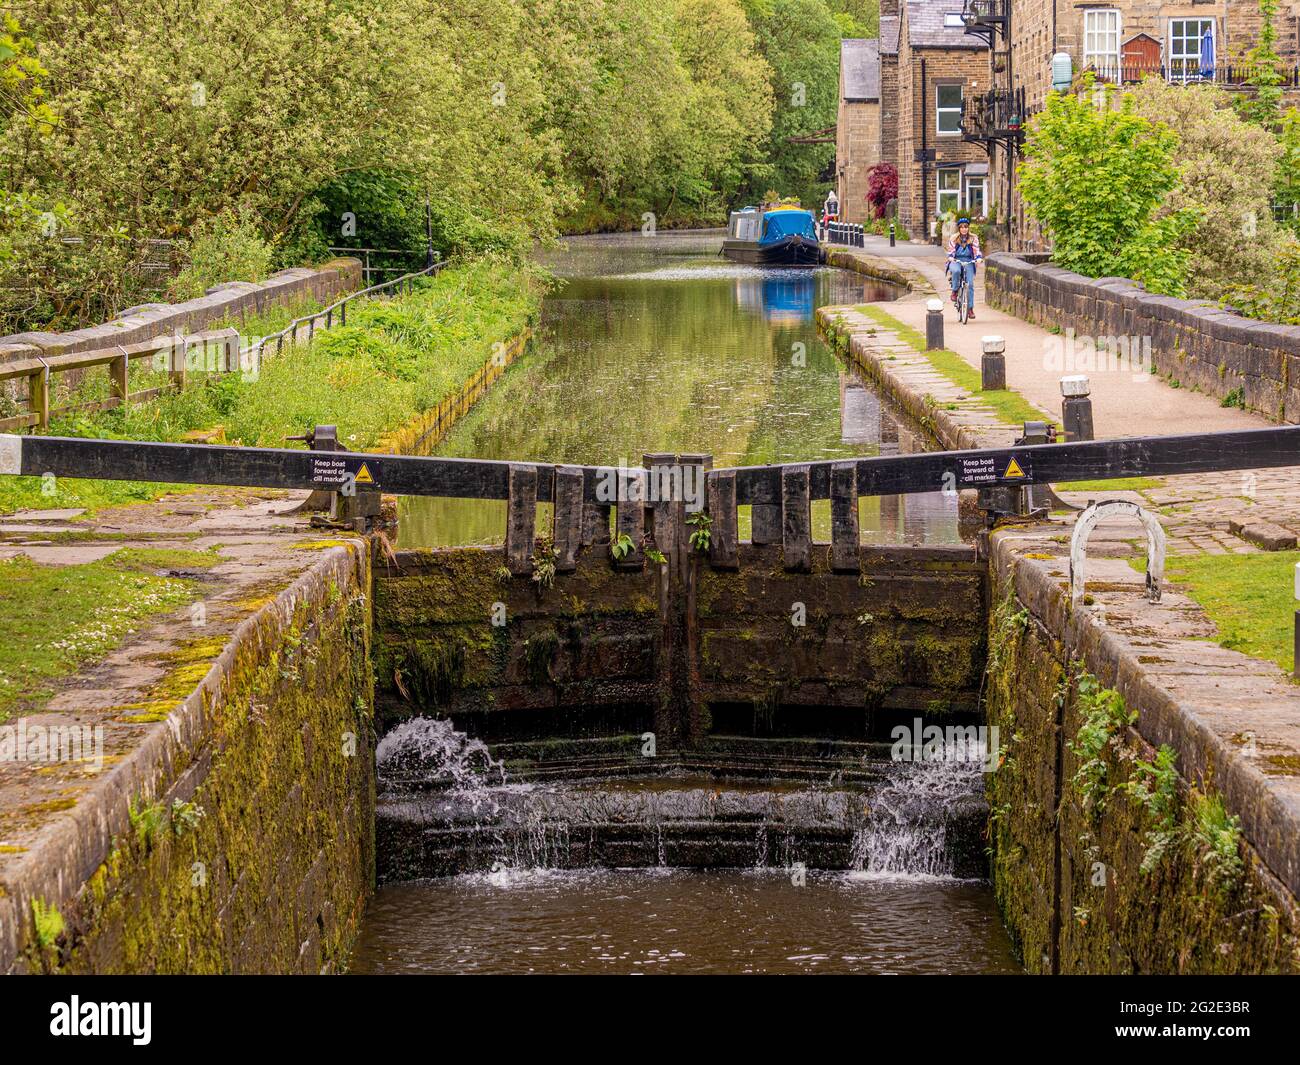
[{"xmin": 722, "ymin": 205, "xmax": 823, "ymax": 266}]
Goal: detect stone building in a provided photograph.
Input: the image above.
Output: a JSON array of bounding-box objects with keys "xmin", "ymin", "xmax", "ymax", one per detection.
[
  {"xmin": 836, "ymin": 38, "xmax": 882, "ymax": 224},
  {"xmin": 837, "ymin": 0, "xmax": 992, "ymax": 237},
  {"xmin": 961, "ymin": 0, "xmax": 1300, "ymax": 251},
  {"xmin": 894, "ymin": 0, "xmax": 992, "ymax": 236}
]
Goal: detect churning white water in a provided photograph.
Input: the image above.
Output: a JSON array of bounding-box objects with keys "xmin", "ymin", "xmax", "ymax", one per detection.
[
  {"xmin": 376, "ymin": 717, "xmax": 506, "ymax": 794},
  {"xmin": 850, "ymin": 754, "xmax": 985, "ymax": 879}
]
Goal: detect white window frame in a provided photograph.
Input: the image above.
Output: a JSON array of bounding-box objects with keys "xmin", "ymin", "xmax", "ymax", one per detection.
[
  {"xmin": 1083, "ymin": 9, "xmax": 1122, "ymax": 81},
  {"xmin": 936, "ymin": 82, "xmax": 963, "ymax": 136},
  {"xmin": 1168, "ymin": 18, "xmax": 1215, "ymax": 83},
  {"xmin": 937, "ymin": 168, "xmax": 962, "ymax": 215},
  {"xmin": 965, "ymin": 175, "xmax": 987, "ymax": 218}
]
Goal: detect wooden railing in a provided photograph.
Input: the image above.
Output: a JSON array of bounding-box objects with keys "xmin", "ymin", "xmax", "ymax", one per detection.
[
  {"xmin": 0, "ymin": 257, "xmax": 445, "ymax": 434},
  {"xmin": 0, "ymin": 330, "xmax": 239, "ymax": 432}
]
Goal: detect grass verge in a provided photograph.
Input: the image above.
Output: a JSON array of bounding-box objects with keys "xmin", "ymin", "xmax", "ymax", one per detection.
[
  {"xmin": 1142, "ymin": 549, "xmax": 1300, "ymax": 677},
  {"xmin": 1057, "ymin": 477, "xmax": 1163, "ymax": 493},
  {"xmin": 855, "ymin": 304, "xmax": 1059, "ymax": 430},
  {"xmin": 0, "ymin": 547, "xmax": 221, "ymax": 720}
]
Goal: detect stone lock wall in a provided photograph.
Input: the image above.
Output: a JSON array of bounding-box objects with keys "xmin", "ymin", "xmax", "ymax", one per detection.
[
  {"xmin": 0, "ymin": 258, "xmax": 363, "ymax": 372},
  {"xmin": 986, "ymin": 253, "xmax": 1300, "ymax": 422},
  {"xmin": 985, "ymin": 542, "xmax": 1300, "ymax": 974},
  {"xmin": 0, "ymin": 544, "xmax": 375, "ymax": 974}
]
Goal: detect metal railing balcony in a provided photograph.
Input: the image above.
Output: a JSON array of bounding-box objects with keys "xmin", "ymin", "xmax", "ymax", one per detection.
[{"xmin": 961, "ymin": 87, "xmax": 1028, "ymax": 146}]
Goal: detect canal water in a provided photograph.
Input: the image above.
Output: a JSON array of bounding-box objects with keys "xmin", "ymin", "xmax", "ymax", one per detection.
[
  {"xmin": 398, "ymin": 230, "xmax": 958, "ymax": 547},
  {"xmin": 351, "ymin": 868, "xmax": 1019, "ymax": 974},
  {"xmin": 360, "ymin": 231, "xmax": 1017, "ymax": 975}
]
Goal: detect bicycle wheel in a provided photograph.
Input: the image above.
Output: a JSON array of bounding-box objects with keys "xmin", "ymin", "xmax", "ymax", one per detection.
[{"xmin": 958, "ymin": 279, "xmax": 969, "ymax": 324}]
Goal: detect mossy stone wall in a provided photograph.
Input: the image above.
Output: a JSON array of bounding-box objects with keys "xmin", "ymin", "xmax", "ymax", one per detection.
[
  {"xmin": 6, "ymin": 544, "xmax": 374, "ymax": 974},
  {"xmin": 986, "ymin": 552, "xmax": 1300, "ymax": 974}
]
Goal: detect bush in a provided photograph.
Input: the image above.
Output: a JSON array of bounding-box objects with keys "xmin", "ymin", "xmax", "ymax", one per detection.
[
  {"xmin": 866, "ymin": 162, "xmax": 898, "ymax": 220},
  {"xmin": 167, "ymin": 209, "xmax": 274, "ymax": 301},
  {"xmin": 1019, "ymin": 79, "xmax": 1195, "ymax": 295},
  {"xmin": 1127, "ymin": 79, "xmax": 1284, "ymax": 302}
]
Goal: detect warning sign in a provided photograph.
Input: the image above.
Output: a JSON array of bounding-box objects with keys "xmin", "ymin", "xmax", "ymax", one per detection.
[
  {"xmin": 310, "ymin": 455, "xmax": 380, "ymax": 489},
  {"xmin": 955, "ymin": 452, "xmax": 1032, "ymax": 486}
]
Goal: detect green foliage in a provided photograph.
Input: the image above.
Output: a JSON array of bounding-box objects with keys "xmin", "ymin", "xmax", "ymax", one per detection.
[
  {"xmin": 645, "ymin": 548, "xmax": 667, "ymax": 565},
  {"xmin": 1068, "ymin": 671, "xmax": 1136, "ymax": 819},
  {"xmin": 1221, "ymin": 236, "xmax": 1300, "ymax": 325},
  {"xmin": 1, "ymin": 0, "xmax": 806, "ymax": 328},
  {"xmin": 529, "ymin": 535, "xmax": 559, "ymax": 592},
  {"xmin": 129, "ymin": 798, "xmax": 168, "ymax": 848},
  {"xmin": 1122, "ymin": 744, "xmax": 1181, "ymax": 873},
  {"xmin": 31, "ymin": 897, "xmax": 64, "ymax": 950},
  {"xmin": 87, "ymin": 259, "xmax": 537, "ymax": 450},
  {"xmin": 610, "ymin": 532, "xmax": 635, "ymax": 560},
  {"xmin": 1236, "ymin": 0, "xmax": 1284, "ymax": 130},
  {"xmin": 168, "ymin": 207, "xmax": 275, "ymax": 301},
  {"xmin": 742, "ymin": 0, "xmax": 843, "ymax": 207},
  {"xmin": 1020, "ymin": 79, "xmax": 1195, "ymax": 295},
  {"xmin": 687, "ymin": 511, "xmax": 713, "ymax": 552},
  {"xmin": 1127, "ymin": 79, "xmax": 1284, "ymax": 303},
  {"xmin": 986, "ymin": 584, "xmax": 1029, "ymax": 676},
  {"xmin": 1187, "ymin": 791, "xmax": 1244, "ymax": 898},
  {"xmin": 1275, "ymin": 108, "xmax": 1300, "ymax": 237},
  {"xmin": 170, "ymin": 799, "xmax": 205, "ymax": 838}
]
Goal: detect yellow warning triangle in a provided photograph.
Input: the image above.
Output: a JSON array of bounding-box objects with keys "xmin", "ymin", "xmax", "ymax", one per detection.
[
  {"xmin": 1003, "ymin": 457, "xmax": 1026, "ymax": 479},
  {"xmin": 354, "ymin": 463, "xmax": 374, "ymax": 485}
]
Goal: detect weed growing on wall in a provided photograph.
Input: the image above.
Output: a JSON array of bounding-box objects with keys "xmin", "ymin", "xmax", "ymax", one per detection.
[{"xmin": 1068, "ymin": 671, "xmax": 1136, "ymax": 820}]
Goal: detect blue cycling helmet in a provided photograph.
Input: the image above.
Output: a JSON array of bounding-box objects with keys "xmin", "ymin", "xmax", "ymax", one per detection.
[{"xmin": 957, "ymin": 216, "xmax": 971, "ymax": 225}]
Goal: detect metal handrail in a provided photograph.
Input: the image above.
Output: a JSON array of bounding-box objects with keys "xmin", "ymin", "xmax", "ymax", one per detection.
[{"xmin": 243, "ymin": 255, "xmax": 447, "ymax": 362}]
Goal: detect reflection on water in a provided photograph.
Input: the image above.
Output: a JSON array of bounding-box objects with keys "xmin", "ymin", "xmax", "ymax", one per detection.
[
  {"xmin": 398, "ymin": 230, "xmax": 958, "ymax": 547},
  {"xmin": 349, "ymin": 868, "xmax": 1021, "ymax": 975}
]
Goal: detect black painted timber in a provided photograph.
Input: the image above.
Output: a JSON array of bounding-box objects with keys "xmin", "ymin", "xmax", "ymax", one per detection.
[{"xmin": 6, "ymin": 425, "xmax": 1300, "ymax": 502}]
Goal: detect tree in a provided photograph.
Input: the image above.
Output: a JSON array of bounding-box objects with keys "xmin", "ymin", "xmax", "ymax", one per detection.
[
  {"xmin": 741, "ymin": 0, "xmax": 842, "ymax": 207},
  {"xmin": 1237, "ymin": 0, "xmax": 1284, "ymax": 130},
  {"xmin": 866, "ymin": 162, "xmax": 898, "ymax": 219},
  {"xmin": 1127, "ymin": 79, "xmax": 1284, "ymax": 301},
  {"xmin": 1275, "ymin": 108, "xmax": 1300, "ymax": 237},
  {"xmin": 1019, "ymin": 79, "xmax": 1195, "ymax": 295}
]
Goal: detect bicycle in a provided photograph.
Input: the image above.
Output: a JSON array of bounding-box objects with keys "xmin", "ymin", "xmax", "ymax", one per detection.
[
  {"xmin": 946, "ymin": 258, "xmax": 977, "ymax": 325},
  {"xmin": 955, "ymin": 268, "xmax": 972, "ymax": 325}
]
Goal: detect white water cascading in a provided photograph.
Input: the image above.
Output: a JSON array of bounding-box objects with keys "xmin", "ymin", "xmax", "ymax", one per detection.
[{"xmin": 850, "ymin": 754, "xmax": 986, "ymax": 879}]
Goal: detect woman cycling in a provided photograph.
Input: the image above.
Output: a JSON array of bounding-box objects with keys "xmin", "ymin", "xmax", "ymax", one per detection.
[{"xmin": 946, "ymin": 217, "xmax": 982, "ymax": 319}]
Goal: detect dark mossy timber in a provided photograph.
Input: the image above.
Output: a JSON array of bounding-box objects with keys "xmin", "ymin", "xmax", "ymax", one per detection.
[{"xmin": 10, "ymin": 425, "xmax": 1300, "ymax": 583}]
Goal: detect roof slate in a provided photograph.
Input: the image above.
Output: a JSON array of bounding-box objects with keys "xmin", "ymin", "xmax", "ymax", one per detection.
[
  {"xmin": 906, "ymin": 0, "xmax": 986, "ymax": 50},
  {"xmin": 880, "ymin": 16, "xmax": 900, "ymax": 56}
]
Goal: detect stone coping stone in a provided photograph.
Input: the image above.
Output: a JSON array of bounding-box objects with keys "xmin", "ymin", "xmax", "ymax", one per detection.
[
  {"xmin": 1228, "ymin": 518, "xmax": 1298, "ymax": 551},
  {"xmin": 1, "ymin": 258, "xmax": 362, "ymax": 356}
]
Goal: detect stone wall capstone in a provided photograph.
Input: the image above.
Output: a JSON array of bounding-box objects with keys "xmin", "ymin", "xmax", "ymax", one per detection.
[
  {"xmin": 0, "ymin": 258, "xmax": 363, "ymax": 370},
  {"xmin": 986, "ymin": 252, "xmax": 1300, "ymax": 423}
]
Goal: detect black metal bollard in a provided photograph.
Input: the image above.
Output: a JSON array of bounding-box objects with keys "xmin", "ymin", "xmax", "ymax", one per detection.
[
  {"xmin": 1061, "ymin": 375, "xmax": 1095, "ymax": 441},
  {"xmin": 889, "ymin": 220, "xmax": 896, "ymax": 247},
  {"xmin": 925, "ymin": 298, "xmax": 944, "ymax": 350}
]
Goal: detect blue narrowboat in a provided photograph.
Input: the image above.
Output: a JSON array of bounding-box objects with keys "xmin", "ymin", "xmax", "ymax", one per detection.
[{"xmin": 722, "ymin": 205, "xmax": 823, "ymax": 266}]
